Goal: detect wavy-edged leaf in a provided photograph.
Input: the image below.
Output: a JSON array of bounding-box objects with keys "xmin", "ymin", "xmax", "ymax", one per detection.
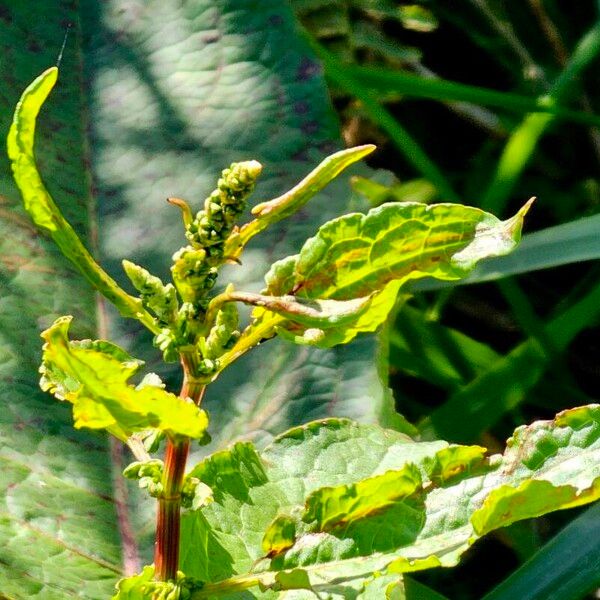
[
  {"xmin": 225, "ymin": 199, "xmax": 531, "ymax": 354},
  {"xmin": 181, "ymin": 405, "xmax": 600, "ymax": 597},
  {"xmin": 40, "ymin": 316, "xmax": 208, "ymax": 440},
  {"xmin": 301, "ymin": 464, "xmax": 423, "ymax": 531},
  {"xmin": 280, "ymin": 199, "xmax": 532, "ymax": 300}
]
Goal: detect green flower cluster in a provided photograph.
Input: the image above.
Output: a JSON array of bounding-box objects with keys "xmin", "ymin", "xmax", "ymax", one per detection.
[
  {"xmin": 185, "ymin": 160, "xmax": 262, "ymax": 259},
  {"xmin": 123, "ymin": 161, "xmax": 260, "ymax": 367}
]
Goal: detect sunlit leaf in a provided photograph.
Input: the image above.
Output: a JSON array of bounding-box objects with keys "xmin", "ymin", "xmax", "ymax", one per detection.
[
  {"xmin": 281, "ymin": 199, "xmax": 532, "ymax": 300},
  {"xmin": 181, "ymin": 405, "xmax": 600, "ymax": 597},
  {"xmin": 7, "ymin": 67, "xmax": 158, "ymax": 334},
  {"xmin": 40, "ymin": 316, "xmax": 208, "ymax": 440},
  {"xmin": 231, "ymin": 144, "xmax": 376, "ymax": 254},
  {"xmin": 225, "ymin": 199, "xmax": 531, "ymax": 354}
]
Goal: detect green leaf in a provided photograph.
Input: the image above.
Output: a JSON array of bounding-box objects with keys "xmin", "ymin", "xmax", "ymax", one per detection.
[
  {"xmin": 274, "ymin": 280, "xmax": 402, "ymax": 348},
  {"xmin": 228, "ymin": 200, "xmax": 529, "ymax": 352},
  {"xmin": 270, "ymin": 200, "xmax": 532, "ymax": 300},
  {"xmin": 0, "ymin": 7, "xmax": 129, "ymax": 597},
  {"xmin": 232, "ymin": 144, "xmax": 376, "ymax": 254},
  {"xmin": 7, "ymin": 67, "xmax": 158, "ymax": 335},
  {"xmin": 300, "ymin": 464, "xmax": 422, "ymax": 532},
  {"xmin": 181, "ymin": 406, "xmax": 600, "ymax": 597},
  {"xmin": 40, "ymin": 316, "xmax": 208, "ymax": 440},
  {"xmin": 423, "ymin": 281, "xmax": 600, "ymax": 442}
]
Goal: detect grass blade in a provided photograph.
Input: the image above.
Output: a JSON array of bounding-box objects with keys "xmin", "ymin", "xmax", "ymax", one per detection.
[
  {"xmin": 348, "ymin": 65, "xmax": 600, "ymax": 128},
  {"xmin": 422, "ymin": 282, "xmax": 600, "ymax": 442},
  {"xmin": 483, "ymin": 502, "xmax": 600, "ymax": 600},
  {"xmin": 482, "ymin": 22, "xmax": 600, "ymax": 213}
]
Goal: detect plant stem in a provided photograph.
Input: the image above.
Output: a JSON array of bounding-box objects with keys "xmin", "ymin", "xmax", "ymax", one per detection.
[{"xmin": 154, "ymin": 353, "xmax": 205, "ymax": 581}]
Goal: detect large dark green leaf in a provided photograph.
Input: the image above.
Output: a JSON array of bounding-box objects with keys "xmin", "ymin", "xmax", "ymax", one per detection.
[
  {"xmin": 1, "ymin": 0, "xmax": 398, "ymax": 595},
  {"xmin": 79, "ymin": 0, "xmax": 401, "ymax": 449}
]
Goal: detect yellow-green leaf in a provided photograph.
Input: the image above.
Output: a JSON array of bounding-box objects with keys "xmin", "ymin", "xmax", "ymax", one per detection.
[
  {"xmin": 40, "ymin": 316, "xmax": 208, "ymax": 440},
  {"xmin": 280, "ymin": 199, "xmax": 533, "ymax": 300},
  {"xmin": 302, "ymin": 464, "xmax": 423, "ymax": 531},
  {"xmin": 230, "ymin": 199, "xmax": 531, "ymax": 354},
  {"xmin": 228, "ymin": 144, "xmax": 376, "ymax": 255},
  {"xmin": 7, "ymin": 67, "xmax": 159, "ymax": 334}
]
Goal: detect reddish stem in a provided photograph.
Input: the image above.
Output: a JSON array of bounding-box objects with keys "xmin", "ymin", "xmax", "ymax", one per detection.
[{"xmin": 154, "ymin": 355, "xmax": 205, "ymax": 581}]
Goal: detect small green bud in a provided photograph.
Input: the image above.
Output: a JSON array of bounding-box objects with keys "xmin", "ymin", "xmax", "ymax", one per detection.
[
  {"xmin": 204, "ymin": 301, "xmax": 240, "ymax": 360},
  {"xmin": 171, "ymin": 246, "xmax": 213, "ymax": 306},
  {"xmin": 154, "ymin": 329, "xmax": 179, "ymax": 363},
  {"xmin": 122, "ymin": 260, "xmax": 178, "ymax": 326},
  {"xmin": 123, "ymin": 459, "xmax": 164, "ymax": 498},
  {"xmin": 181, "ymin": 477, "xmax": 213, "ymax": 510},
  {"xmin": 197, "ymin": 358, "xmax": 218, "ymax": 375}
]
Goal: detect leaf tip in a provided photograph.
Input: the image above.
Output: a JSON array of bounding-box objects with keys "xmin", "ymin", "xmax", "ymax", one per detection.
[
  {"xmin": 356, "ymin": 143, "xmax": 377, "ymax": 156},
  {"xmin": 504, "ymin": 196, "xmax": 535, "ymax": 242},
  {"xmin": 40, "ymin": 314, "xmax": 73, "ymax": 342},
  {"xmin": 519, "ymin": 196, "xmax": 536, "ymax": 218}
]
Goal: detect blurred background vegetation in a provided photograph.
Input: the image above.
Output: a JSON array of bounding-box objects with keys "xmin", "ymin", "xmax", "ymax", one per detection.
[{"xmin": 291, "ymin": 1, "xmax": 600, "ymax": 597}]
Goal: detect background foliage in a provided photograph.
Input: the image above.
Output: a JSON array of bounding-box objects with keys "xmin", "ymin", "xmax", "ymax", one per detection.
[{"xmin": 0, "ymin": 1, "xmax": 598, "ymax": 599}]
